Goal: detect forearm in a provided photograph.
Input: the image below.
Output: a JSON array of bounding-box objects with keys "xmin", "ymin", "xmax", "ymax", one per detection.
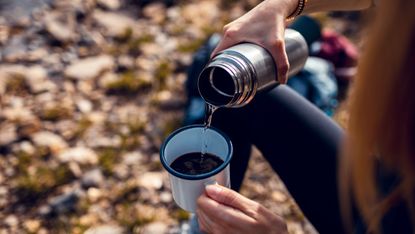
[
  {"xmin": 303, "ymin": 0, "xmax": 373, "ymax": 14},
  {"xmin": 261, "ymin": 0, "xmax": 373, "ymax": 21}
]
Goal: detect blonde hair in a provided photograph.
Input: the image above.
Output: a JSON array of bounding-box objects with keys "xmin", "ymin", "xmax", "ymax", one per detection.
[{"xmin": 341, "ymin": 0, "xmax": 415, "ymax": 232}]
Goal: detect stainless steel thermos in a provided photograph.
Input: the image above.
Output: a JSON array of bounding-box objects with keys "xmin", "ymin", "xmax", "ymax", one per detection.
[{"xmin": 198, "ymin": 29, "xmax": 308, "ymax": 108}]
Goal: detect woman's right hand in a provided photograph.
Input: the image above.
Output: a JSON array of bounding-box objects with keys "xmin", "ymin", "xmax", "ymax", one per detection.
[{"xmin": 211, "ymin": 0, "xmax": 298, "ymax": 84}]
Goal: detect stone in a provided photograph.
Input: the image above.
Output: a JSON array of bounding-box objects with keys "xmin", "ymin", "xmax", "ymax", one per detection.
[
  {"xmin": 81, "ymin": 169, "xmax": 104, "ymax": 188},
  {"xmin": 4, "ymin": 215, "xmax": 18, "ymax": 228},
  {"xmin": 98, "ymin": 72, "xmax": 118, "ymax": 89},
  {"xmin": 117, "ymin": 55, "xmax": 134, "ymax": 70},
  {"xmin": 159, "ymin": 191, "xmax": 172, "ymax": 203},
  {"xmin": 87, "ymin": 187, "xmax": 102, "ymax": 202},
  {"xmin": 26, "ymin": 66, "xmax": 57, "ymax": 94},
  {"xmin": 137, "ymin": 172, "xmax": 163, "ymax": 190},
  {"xmin": 24, "ymin": 219, "xmax": 41, "ymax": 233},
  {"xmin": 32, "ymin": 131, "xmax": 68, "ymax": 154},
  {"xmin": 64, "ymin": 55, "xmax": 114, "ymax": 80},
  {"xmin": 17, "ymin": 141, "xmax": 36, "ymax": 155},
  {"xmin": 85, "ymin": 225, "xmax": 123, "ymax": 234},
  {"xmin": 0, "ymin": 123, "xmax": 17, "ymax": 146},
  {"xmin": 97, "ymin": 0, "xmax": 121, "ymax": 10},
  {"xmin": 44, "ymin": 13, "xmax": 76, "ymax": 43},
  {"xmin": 47, "ymin": 190, "xmax": 82, "ymax": 216},
  {"xmin": 58, "ymin": 147, "xmax": 98, "ymax": 165},
  {"xmin": 55, "ymin": 120, "xmax": 78, "ymax": 140},
  {"xmin": 92, "ymin": 10, "xmax": 136, "ymax": 37},
  {"xmin": 152, "ymin": 90, "xmax": 184, "ymax": 110},
  {"xmin": 122, "ymin": 151, "xmax": 145, "ymax": 165},
  {"xmin": 0, "ymin": 65, "xmax": 57, "ymax": 94},
  {"xmin": 143, "ymin": 3, "xmax": 166, "ymax": 24},
  {"xmin": 271, "ymin": 191, "xmax": 288, "ymax": 202},
  {"xmin": 76, "ymin": 99, "xmax": 93, "ymax": 113},
  {"xmin": 141, "ymin": 222, "xmax": 168, "ymax": 234},
  {"xmin": 2, "ymin": 36, "xmax": 28, "ymax": 63}
]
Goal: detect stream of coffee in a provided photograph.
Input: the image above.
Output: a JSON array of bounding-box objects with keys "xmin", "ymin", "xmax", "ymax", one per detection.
[{"xmin": 201, "ymin": 103, "xmax": 218, "ymax": 162}]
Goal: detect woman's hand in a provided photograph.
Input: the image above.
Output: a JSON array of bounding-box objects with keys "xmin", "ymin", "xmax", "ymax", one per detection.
[
  {"xmin": 196, "ymin": 184, "xmax": 288, "ymax": 234},
  {"xmin": 211, "ymin": 0, "xmax": 298, "ymax": 84}
]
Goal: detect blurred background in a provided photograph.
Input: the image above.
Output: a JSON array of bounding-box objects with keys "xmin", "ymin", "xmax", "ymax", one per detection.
[{"xmin": 0, "ymin": 0, "xmax": 363, "ymax": 233}]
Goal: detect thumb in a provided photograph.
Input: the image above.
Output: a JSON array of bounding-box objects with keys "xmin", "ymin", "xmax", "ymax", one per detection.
[{"xmin": 205, "ymin": 185, "xmax": 258, "ymax": 211}]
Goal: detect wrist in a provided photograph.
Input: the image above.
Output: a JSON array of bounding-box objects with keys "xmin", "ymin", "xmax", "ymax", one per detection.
[{"xmin": 263, "ymin": 0, "xmax": 298, "ymax": 18}]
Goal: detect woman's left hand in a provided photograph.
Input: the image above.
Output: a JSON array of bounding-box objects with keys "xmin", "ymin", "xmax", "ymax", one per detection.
[{"xmin": 196, "ymin": 184, "xmax": 288, "ymax": 234}]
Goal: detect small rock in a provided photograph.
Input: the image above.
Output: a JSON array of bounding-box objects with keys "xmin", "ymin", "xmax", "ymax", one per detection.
[
  {"xmin": 143, "ymin": 3, "xmax": 166, "ymax": 24},
  {"xmin": 64, "ymin": 55, "xmax": 114, "ymax": 80},
  {"xmin": 47, "ymin": 190, "xmax": 82, "ymax": 216},
  {"xmin": 55, "ymin": 120, "xmax": 78, "ymax": 140},
  {"xmin": 0, "ymin": 65, "xmax": 56, "ymax": 94},
  {"xmin": 93, "ymin": 10, "xmax": 136, "ymax": 37},
  {"xmin": 137, "ymin": 172, "xmax": 163, "ymax": 190},
  {"xmin": 87, "ymin": 187, "xmax": 102, "ymax": 202},
  {"xmin": 81, "ymin": 169, "xmax": 104, "ymax": 188},
  {"xmin": 153, "ymin": 90, "xmax": 184, "ymax": 110},
  {"xmin": 159, "ymin": 192, "xmax": 172, "ymax": 203},
  {"xmin": 17, "ymin": 141, "xmax": 36, "ymax": 155},
  {"xmin": 97, "ymin": 0, "xmax": 121, "ymax": 10},
  {"xmin": 271, "ymin": 191, "xmax": 288, "ymax": 202},
  {"xmin": 98, "ymin": 72, "xmax": 118, "ymax": 89},
  {"xmin": 0, "ymin": 123, "xmax": 17, "ymax": 146},
  {"xmin": 24, "ymin": 219, "xmax": 41, "ymax": 233},
  {"xmin": 141, "ymin": 222, "xmax": 168, "ymax": 234},
  {"xmin": 58, "ymin": 147, "xmax": 98, "ymax": 165},
  {"xmin": 117, "ymin": 55, "xmax": 134, "ymax": 70},
  {"xmin": 85, "ymin": 224, "xmax": 123, "ymax": 234},
  {"xmin": 2, "ymin": 36, "xmax": 28, "ymax": 63},
  {"xmin": 4, "ymin": 215, "xmax": 18, "ymax": 228},
  {"xmin": 76, "ymin": 99, "xmax": 93, "ymax": 113},
  {"xmin": 122, "ymin": 151, "xmax": 145, "ymax": 165},
  {"xmin": 26, "ymin": 66, "xmax": 57, "ymax": 94},
  {"xmin": 32, "ymin": 131, "xmax": 68, "ymax": 154},
  {"xmin": 44, "ymin": 13, "xmax": 76, "ymax": 43}
]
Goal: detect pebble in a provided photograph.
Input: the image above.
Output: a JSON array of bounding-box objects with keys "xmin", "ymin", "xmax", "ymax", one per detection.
[
  {"xmin": 4, "ymin": 215, "xmax": 18, "ymax": 228},
  {"xmin": 0, "ymin": 123, "xmax": 17, "ymax": 146},
  {"xmin": 141, "ymin": 222, "xmax": 168, "ymax": 234},
  {"xmin": 44, "ymin": 13, "xmax": 76, "ymax": 43},
  {"xmin": 64, "ymin": 55, "xmax": 114, "ymax": 80},
  {"xmin": 82, "ymin": 169, "xmax": 104, "ymax": 188},
  {"xmin": 137, "ymin": 172, "xmax": 164, "ymax": 190},
  {"xmin": 97, "ymin": 0, "xmax": 121, "ymax": 10},
  {"xmin": 58, "ymin": 147, "xmax": 98, "ymax": 165},
  {"xmin": 92, "ymin": 10, "xmax": 137, "ymax": 37},
  {"xmin": 23, "ymin": 219, "xmax": 41, "ymax": 233},
  {"xmin": 47, "ymin": 190, "xmax": 83, "ymax": 216},
  {"xmin": 85, "ymin": 224, "xmax": 123, "ymax": 234},
  {"xmin": 32, "ymin": 131, "xmax": 68, "ymax": 154}
]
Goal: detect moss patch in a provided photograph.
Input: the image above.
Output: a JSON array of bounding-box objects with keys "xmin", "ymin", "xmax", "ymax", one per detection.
[{"xmin": 105, "ymin": 71, "xmax": 152, "ymax": 95}]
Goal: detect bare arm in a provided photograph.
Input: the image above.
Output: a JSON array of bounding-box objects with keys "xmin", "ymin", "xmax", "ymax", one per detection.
[
  {"xmin": 212, "ymin": 0, "xmax": 373, "ymax": 83},
  {"xmin": 304, "ymin": 0, "xmax": 373, "ymax": 13}
]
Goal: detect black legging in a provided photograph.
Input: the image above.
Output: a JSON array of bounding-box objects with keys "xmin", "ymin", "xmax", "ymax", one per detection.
[{"xmin": 211, "ymin": 85, "xmax": 345, "ymax": 234}]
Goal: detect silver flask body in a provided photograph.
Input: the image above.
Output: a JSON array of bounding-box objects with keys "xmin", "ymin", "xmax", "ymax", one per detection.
[{"xmin": 198, "ymin": 28, "xmax": 308, "ymax": 108}]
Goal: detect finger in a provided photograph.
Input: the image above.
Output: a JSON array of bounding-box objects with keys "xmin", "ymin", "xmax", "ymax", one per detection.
[
  {"xmin": 198, "ymin": 190, "xmax": 256, "ymax": 225},
  {"xmin": 205, "ymin": 184, "xmax": 259, "ymax": 215},
  {"xmin": 196, "ymin": 209, "xmax": 215, "ymax": 233},
  {"xmin": 269, "ymin": 18, "xmax": 290, "ymax": 84},
  {"xmin": 273, "ymin": 40, "xmax": 290, "ymax": 84},
  {"xmin": 210, "ymin": 27, "xmax": 239, "ymax": 58}
]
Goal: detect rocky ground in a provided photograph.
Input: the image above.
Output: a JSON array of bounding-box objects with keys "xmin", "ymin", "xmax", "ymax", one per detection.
[{"xmin": 0, "ymin": 0, "xmax": 357, "ymax": 233}]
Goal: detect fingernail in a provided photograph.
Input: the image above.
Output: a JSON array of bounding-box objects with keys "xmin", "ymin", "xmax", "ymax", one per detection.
[{"xmin": 205, "ymin": 185, "xmax": 222, "ymax": 196}]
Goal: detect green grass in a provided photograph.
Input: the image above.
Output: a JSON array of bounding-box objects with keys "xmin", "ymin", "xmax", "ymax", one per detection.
[
  {"xmin": 105, "ymin": 71, "xmax": 152, "ymax": 95},
  {"xmin": 40, "ymin": 106, "xmax": 72, "ymax": 121}
]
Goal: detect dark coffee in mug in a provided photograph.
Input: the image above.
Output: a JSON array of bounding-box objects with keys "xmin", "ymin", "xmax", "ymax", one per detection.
[{"xmin": 170, "ymin": 152, "xmax": 224, "ymax": 175}]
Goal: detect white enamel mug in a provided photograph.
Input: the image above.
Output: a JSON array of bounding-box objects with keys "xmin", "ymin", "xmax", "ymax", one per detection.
[{"xmin": 160, "ymin": 125, "xmax": 233, "ymax": 213}]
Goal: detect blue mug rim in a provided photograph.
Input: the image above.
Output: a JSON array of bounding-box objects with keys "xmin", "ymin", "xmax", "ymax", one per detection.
[{"xmin": 160, "ymin": 124, "xmax": 233, "ymax": 180}]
